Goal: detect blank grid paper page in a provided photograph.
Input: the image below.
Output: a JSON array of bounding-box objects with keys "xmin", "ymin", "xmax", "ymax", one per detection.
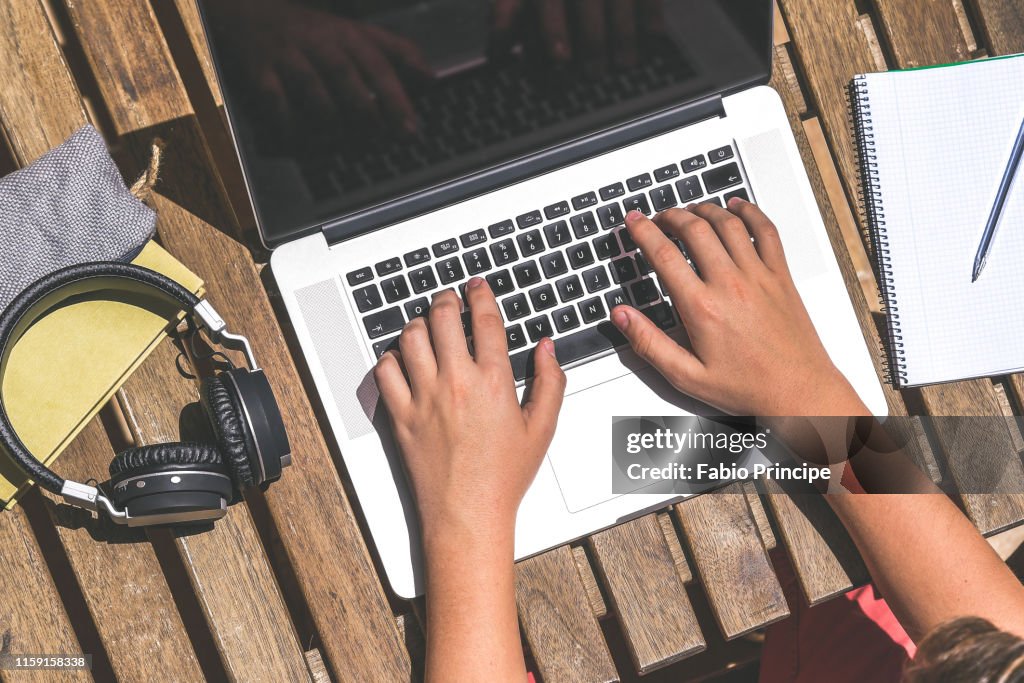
[{"xmin": 863, "ymin": 56, "xmax": 1024, "ymax": 386}]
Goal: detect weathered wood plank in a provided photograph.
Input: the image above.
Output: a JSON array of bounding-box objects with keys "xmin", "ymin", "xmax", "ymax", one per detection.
[
  {"xmin": 571, "ymin": 546, "xmax": 608, "ymax": 619},
  {"xmin": 44, "ymin": 418, "xmax": 205, "ymax": 683},
  {"xmin": 0, "ymin": 0, "xmax": 87, "ymax": 162},
  {"xmin": 170, "ymin": 0, "xmax": 224, "ymax": 107},
  {"xmin": 872, "ymin": 0, "xmax": 972, "ymax": 67},
  {"xmin": 56, "ymin": 0, "xmax": 416, "ymax": 677},
  {"xmin": 588, "ymin": 516, "xmax": 705, "ymax": 673},
  {"xmin": 742, "ymin": 482, "xmax": 777, "ymax": 551},
  {"xmin": 971, "ymin": 0, "xmax": 1024, "ymax": 54},
  {"xmin": 0, "ymin": 506, "xmax": 91, "ymax": 683},
  {"xmin": 118, "ymin": 343, "xmax": 311, "ymax": 682},
  {"xmin": 675, "ymin": 486, "xmax": 788, "ymax": 640},
  {"xmin": 515, "ymin": 547, "xmax": 618, "ymax": 683}
]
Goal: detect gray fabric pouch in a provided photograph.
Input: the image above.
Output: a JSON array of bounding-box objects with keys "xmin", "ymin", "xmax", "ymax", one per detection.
[{"xmin": 0, "ymin": 124, "xmax": 156, "ymax": 312}]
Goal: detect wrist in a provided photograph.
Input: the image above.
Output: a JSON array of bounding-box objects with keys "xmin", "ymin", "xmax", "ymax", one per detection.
[{"xmin": 421, "ymin": 506, "xmax": 516, "ymax": 558}]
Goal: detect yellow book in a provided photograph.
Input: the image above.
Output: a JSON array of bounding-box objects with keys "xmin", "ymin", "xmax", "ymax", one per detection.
[{"xmin": 0, "ymin": 243, "xmax": 203, "ymax": 506}]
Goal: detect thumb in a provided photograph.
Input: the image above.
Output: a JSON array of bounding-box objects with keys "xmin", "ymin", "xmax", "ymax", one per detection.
[
  {"xmin": 611, "ymin": 306, "xmax": 705, "ymax": 393},
  {"xmin": 521, "ymin": 338, "xmax": 567, "ymax": 442}
]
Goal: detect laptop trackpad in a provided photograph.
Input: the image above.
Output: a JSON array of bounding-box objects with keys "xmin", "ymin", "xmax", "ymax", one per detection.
[{"xmin": 545, "ymin": 365, "xmax": 710, "ymax": 513}]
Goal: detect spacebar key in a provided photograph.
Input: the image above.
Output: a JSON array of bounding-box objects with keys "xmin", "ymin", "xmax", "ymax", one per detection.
[{"xmin": 509, "ymin": 323, "xmax": 628, "ymax": 381}]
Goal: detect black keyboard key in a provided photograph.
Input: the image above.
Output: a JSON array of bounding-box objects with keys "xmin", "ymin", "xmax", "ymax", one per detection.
[
  {"xmin": 506, "ymin": 324, "xmax": 527, "ymax": 351},
  {"xmin": 347, "ymin": 267, "xmax": 373, "ymax": 286},
  {"xmin": 724, "ymin": 188, "xmax": 749, "ymax": 203},
  {"xmin": 626, "ymin": 173, "xmax": 653, "ymax": 191},
  {"xmin": 570, "ymin": 211, "xmax": 600, "ymax": 238},
  {"xmin": 702, "ymin": 196, "xmax": 724, "ymax": 207},
  {"xmin": 630, "ymin": 279, "xmax": 660, "ymax": 306},
  {"xmin": 486, "ymin": 269, "xmax": 515, "ymax": 296},
  {"xmin": 461, "ymin": 311, "xmax": 472, "ymax": 338},
  {"xmin": 540, "ymin": 251, "xmax": 568, "ymax": 278},
  {"xmin": 436, "ymin": 257, "xmax": 464, "ymax": 284},
  {"xmin": 405, "ymin": 297, "xmax": 429, "ymax": 319},
  {"xmin": 675, "ymin": 176, "xmax": 704, "ymax": 202},
  {"xmin": 643, "ymin": 302, "xmax": 676, "ymax": 330},
  {"xmin": 509, "ymin": 349, "xmax": 532, "ymax": 381},
  {"xmin": 409, "ymin": 266, "xmax": 438, "ymax": 294},
  {"xmin": 593, "ymin": 233, "xmax": 621, "ymax": 261},
  {"xmin": 404, "ymin": 248, "xmax": 431, "ymax": 267},
  {"xmin": 460, "ymin": 229, "xmax": 487, "ymax": 248},
  {"xmin": 653, "ymin": 164, "xmax": 680, "ymax": 182},
  {"xmin": 599, "ymin": 182, "xmax": 625, "ymax": 201},
  {"xmin": 529, "ymin": 284, "xmax": 557, "ymax": 311},
  {"xmin": 364, "ymin": 306, "xmax": 404, "ymax": 339},
  {"xmin": 516, "ymin": 210, "xmax": 543, "ymax": 229},
  {"xmin": 636, "ymin": 252, "xmax": 653, "ymax": 275},
  {"xmin": 708, "ymin": 145, "xmax": 734, "ymax": 164},
  {"xmin": 432, "ymin": 238, "xmax": 459, "ymax": 257},
  {"xmin": 582, "ymin": 266, "xmax": 611, "ymax": 293},
  {"xmin": 572, "ymin": 191, "xmax": 598, "ymax": 210},
  {"xmin": 597, "ymin": 203, "xmax": 625, "ymax": 229},
  {"xmin": 375, "ymin": 257, "xmax": 402, "ymax": 276},
  {"xmin": 353, "ymin": 284, "xmax": 384, "ymax": 312},
  {"xmin": 382, "ymin": 275, "xmax": 411, "ymax": 303},
  {"xmin": 552, "ymin": 306, "xmax": 581, "ymax": 333},
  {"xmin": 503, "ymin": 293, "xmax": 531, "ymax": 321},
  {"xmin": 682, "ymin": 154, "xmax": 707, "ymax": 173},
  {"xmin": 525, "ymin": 315, "xmax": 554, "ymax": 342},
  {"xmin": 490, "ymin": 238, "xmax": 519, "ymax": 266},
  {"xmin": 703, "ymin": 162, "xmax": 743, "ymax": 193},
  {"xmin": 372, "ymin": 336, "xmax": 400, "ymax": 358},
  {"xmin": 578, "ymin": 297, "xmax": 606, "ymax": 324},
  {"xmin": 623, "ymin": 194, "xmax": 652, "ymax": 215},
  {"xmin": 517, "ymin": 229, "xmax": 546, "ymax": 256},
  {"xmin": 544, "ymin": 220, "xmax": 571, "ymax": 248},
  {"xmin": 555, "ymin": 322, "xmax": 627, "ymax": 366},
  {"xmin": 567, "ymin": 242, "xmax": 595, "ymax": 269},
  {"xmin": 610, "ymin": 257, "xmax": 638, "ymax": 283},
  {"xmin": 650, "ymin": 185, "xmax": 678, "ymax": 211},
  {"xmin": 618, "ymin": 229, "xmax": 638, "ymax": 253},
  {"xmin": 544, "ymin": 201, "xmax": 571, "ymax": 220},
  {"xmin": 463, "ymin": 248, "xmax": 492, "ymax": 275},
  {"xmin": 553, "ymin": 271, "xmax": 584, "ymax": 301},
  {"xmin": 489, "ymin": 219, "xmax": 515, "ymax": 238},
  {"xmin": 513, "ymin": 260, "xmax": 542, "ymax": 287},
  {"xmin": 605, "ymin": 288, "xmax": 630, "ymax": 310}
]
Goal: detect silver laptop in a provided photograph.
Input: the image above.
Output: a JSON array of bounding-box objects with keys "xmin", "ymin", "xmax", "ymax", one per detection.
[{"xmin": 198, "ymin": 0, "xmax": 887, "ymax": 598}]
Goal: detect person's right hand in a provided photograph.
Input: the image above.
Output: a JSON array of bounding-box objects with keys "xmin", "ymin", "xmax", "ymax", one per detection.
[{"xmin": 610, "ymin": 199, "xmax": 870, "ymax": 417}]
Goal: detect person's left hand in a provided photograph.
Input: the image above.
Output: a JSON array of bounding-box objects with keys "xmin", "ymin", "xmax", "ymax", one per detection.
[{"xmin": 373, "ymin": 280, "xmax": 566, "ymax": 544}]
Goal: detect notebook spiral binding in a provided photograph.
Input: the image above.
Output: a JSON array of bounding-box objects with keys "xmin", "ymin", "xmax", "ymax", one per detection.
[{"xmin": 848, "ymin": 76, "xmax": 907, "ymax": 387}]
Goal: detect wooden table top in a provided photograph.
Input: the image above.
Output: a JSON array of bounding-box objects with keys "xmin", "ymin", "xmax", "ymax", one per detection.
[{"xmin": 1, "ymin": 1, "xmax": 1022, "ymax": 681}]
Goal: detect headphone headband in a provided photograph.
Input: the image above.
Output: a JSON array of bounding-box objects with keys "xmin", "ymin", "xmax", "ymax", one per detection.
[{"xmin": 0, "ymin": 262, "xmax": 235, "ymax": 503}]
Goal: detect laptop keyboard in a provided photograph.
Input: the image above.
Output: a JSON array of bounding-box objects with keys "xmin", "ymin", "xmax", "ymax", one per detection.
[{"xmin": 345, "ymin": 145, "xmax": 750, "ymax": 382}]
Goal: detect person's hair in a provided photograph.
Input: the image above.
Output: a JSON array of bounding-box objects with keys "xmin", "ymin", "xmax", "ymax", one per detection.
[{"xmin": 903, "ymin": 617, "xmax": 1024, "ymax": 683}]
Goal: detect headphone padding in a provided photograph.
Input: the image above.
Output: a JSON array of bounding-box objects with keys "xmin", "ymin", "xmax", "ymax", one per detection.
[
  {"xmin": 201, "ymin": 375, "xmax": 255, "ymax": 488},
  {"xmin": 109, "ymin": 442, "xmax": 224, "ymax": 478}
]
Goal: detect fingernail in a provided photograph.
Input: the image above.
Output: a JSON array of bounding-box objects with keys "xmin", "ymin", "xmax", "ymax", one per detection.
[
  {"xmin": 403, "ymin": 117, "xmax": 418, "ymax": 134},
  {"xmin": 542, "ymin": 338, "xmax": 557, "ymax": 358},
  {"xmin": 467, "ymin": 276, "xmax": 483, "ymax": 288},
  {"xmin": 626, "ymin": 210, "xmax": 643, "ymax": 222},
  {"xmin": 612, "ymin": 309, "xmax": 630, "ymax": 330},
  {"xmin": 727, "ymin": 196, "xmax": 744, "ymax": 208},
  {"xmin": 684, "ymin": 203, "xmax": 697, "ymax": 211}
]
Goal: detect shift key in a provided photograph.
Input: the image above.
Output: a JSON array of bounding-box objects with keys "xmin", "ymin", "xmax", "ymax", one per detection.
[
  {"xmin": 702, "ymin": 162, "xmax": 743, "ymax": 193},
  {"xmin": 364, "ymin": 306, "xmax": 404, "ymax": 339}
]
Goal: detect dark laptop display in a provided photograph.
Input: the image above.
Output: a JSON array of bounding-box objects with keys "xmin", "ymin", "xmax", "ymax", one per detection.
[{"xmin": 199, "ymin": 0, "xmax": 772, "ymax": 246}]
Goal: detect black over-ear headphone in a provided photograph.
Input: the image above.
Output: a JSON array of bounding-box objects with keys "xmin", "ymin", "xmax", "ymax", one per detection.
[{"xmin": 0, "ymin": 262, "xmax": 290, "ymax": 527}]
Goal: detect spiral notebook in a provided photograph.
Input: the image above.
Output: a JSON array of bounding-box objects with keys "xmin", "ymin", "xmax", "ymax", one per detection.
[{"xmin": 850, "ymin": 55, "xmax": 1024, "ymax": 388}]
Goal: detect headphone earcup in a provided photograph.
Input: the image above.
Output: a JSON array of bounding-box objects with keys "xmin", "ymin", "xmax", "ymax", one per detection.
[
  {"xmin": 201, "ymin": 374, "xmax": 256, "ymax": 489},
  {"xmin": 107, "ymin": 443, "xmax": 232, "ymax": 526}
]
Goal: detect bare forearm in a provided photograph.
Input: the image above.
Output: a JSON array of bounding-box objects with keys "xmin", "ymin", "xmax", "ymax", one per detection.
[
  {"xmin": 827, "ymin": 492, "xmax": 1024, "ymax": 642},
  {"xmin": 423, "ymin": 525, "xmax": 525, "ymax": 682}
]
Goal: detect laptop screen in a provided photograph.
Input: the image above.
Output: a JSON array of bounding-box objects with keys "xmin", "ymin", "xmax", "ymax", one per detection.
[{"xmin": 199, "ymin": 0, "xmax": 773, "ymax": 245}]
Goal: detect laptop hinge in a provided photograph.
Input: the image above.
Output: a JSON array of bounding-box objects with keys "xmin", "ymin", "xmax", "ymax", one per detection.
[{"xmin": 322, "ymin": 94, "xmax": 725, "ymax": 246}]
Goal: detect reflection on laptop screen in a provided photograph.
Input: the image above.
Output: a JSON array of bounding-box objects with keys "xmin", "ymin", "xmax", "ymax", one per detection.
[{"xmin": 199, "ymin": 0, "xmax": 772, "ymax": 244}]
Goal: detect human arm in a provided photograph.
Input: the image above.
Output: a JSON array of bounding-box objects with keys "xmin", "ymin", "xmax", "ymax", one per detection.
[
  {"xmin": 614, "ymin": 200, "xmax": 1024, "ymax": 642},
  {"xmin": 373, "ymin": 280, "xmax": 566, "ymax": 681}
]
